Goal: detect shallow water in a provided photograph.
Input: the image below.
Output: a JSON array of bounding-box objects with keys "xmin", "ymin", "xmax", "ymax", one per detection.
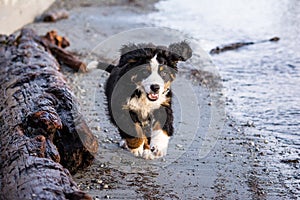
[{"xmin": 147, "ymin": 0, "xmax": 300, "ymax": 147}]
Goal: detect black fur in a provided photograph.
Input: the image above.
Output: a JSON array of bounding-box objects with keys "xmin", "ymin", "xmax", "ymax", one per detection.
[{"xmin": 105, "ymin": 41, "xmax": 192, "ymax": 145}]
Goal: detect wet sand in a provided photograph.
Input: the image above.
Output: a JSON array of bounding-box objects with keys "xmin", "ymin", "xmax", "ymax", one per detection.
[{"xmin": 24, "ymin": 1, "xmax": 299, "ymax": 199}]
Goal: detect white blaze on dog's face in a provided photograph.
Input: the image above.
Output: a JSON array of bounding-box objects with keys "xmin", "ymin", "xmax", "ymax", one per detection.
[{"xmin": 141, "ymin": 55, "xmax": 167, "ymax": 105}]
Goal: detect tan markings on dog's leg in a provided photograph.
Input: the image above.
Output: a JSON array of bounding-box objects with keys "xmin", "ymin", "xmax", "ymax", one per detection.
[
  {"xmin": 143, "ymin": 137, "xmax": 150, "ymax": 150},
  {"xmin": 129, "ymin": 141, "xmax": 144, "ymax": 157},
  {"xmin": 126, "ymin": 123, "xmax": 144, "ymax": 148},
  {"xmin": 162, "ymin": 130, "xmax": 169, "ymax": 136},
  {"xmin": 125, "ymin": 123, "xmax": 147, "ymax": 157},
  {"xmin": 126, "ymin": 138, "xmax": 144, "ymax": 149}
]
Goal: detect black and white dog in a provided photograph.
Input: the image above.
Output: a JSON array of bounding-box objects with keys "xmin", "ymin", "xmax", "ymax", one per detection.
[{"xmin": 105, "ymin": 42, "xmax": 192, "ymax": 159}]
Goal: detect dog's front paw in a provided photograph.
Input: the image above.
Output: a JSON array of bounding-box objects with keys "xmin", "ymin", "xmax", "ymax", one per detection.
[
  {"xmin": 150, "ymin": 144, "xmax": 168, "ymax": 157},
  {"xmin": 150, "ymin": 130, "xmax": 170, "ymax": 158},
  {"xmin": 142, "ymin": 149, "xmax": 155, "ymax": 160},
  {"xmin": 120, "ymin": 139, "xmax": 145, "ymax": 157},
  {"xmin": 130, "ymin": 145, "xmax": 144, "ymax": 157}
]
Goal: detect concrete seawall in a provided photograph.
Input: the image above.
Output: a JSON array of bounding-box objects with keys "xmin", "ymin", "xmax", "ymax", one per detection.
[{"xmin": 0, "ymin": 0, "xmax": 54, "ymax": 34}]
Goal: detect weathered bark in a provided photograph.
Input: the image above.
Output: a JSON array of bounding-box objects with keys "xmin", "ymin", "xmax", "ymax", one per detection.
[
  {"xmin": 0, "ymin": 29, "xmax": 98, "ymax": 200},
  {"xmin": 38, "ymin": 31, "xmax": 87, "ymax": 72},
  {"xmin": 42, "ymin": 30, "xmax": 70, "ymax": 48}
]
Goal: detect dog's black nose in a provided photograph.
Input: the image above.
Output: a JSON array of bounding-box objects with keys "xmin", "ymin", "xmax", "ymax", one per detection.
[{"xmin": 150, "ymin": 84, "xmax": 160, "ymax": 93}]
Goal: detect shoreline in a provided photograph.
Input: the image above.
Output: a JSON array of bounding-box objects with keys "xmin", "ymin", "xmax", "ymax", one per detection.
[{"xmin": 22, "ymin": 1, "xmax": 298, "ymax": 199}]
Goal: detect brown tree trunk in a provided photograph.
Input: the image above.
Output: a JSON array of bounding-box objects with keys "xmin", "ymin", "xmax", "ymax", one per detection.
[{"xmin": 0, "ymin": 29, "xmax": 98, "ymax": 200}]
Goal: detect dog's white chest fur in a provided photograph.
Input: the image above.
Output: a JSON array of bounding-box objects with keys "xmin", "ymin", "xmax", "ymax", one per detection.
[{"xmin": 124, "ymin": 93, "xmax": 164, "ymax": 120}]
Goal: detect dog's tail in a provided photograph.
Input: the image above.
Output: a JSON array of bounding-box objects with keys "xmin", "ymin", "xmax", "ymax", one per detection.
[
  {"xmin": 98, "ymin": 62, "xmax": 115, "ymax": 73},
  {"xmin": 86, "ymin": 61, "xmax": 115, "ymax": 73}
]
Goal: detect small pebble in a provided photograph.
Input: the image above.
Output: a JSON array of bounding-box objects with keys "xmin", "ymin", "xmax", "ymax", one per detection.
[
  {"xmin": 103, "ymin": 184, "xmax": 109, "ymax": 189},
  {"xmin": 104, "ymin": 195, "xmax": 110, "ymax": 199},
  {"xmin": 249, "ymin": 141, "xmax": 255, "ymax": 146},
  {"xmin": 264, "ymin": 139, "xmax": 269, "ymax": 144},
  {"xmin": 97, "ymin": 179, "xmax": 103, "ymax": 184},
  {"xmin": 102, "ymin": 73, "xmax": 108, "ymax": 77},
  {"xmin": 103, "ymin": 139, "xmax": 111, "ymax": 143},
  {"xmin": 96, "ymin": 126, "xmax": 101, "ymax": 131},
  {"xmin": 246, "ymin": 120, "xmax": 255, "ymax": 127},
  {"xmin": 87, "ymin": 60, "xmax": 98, "ymax": 70},
  {"xmin": 262, "ymin": 168, "xmax": 269, "ymax": 173}
]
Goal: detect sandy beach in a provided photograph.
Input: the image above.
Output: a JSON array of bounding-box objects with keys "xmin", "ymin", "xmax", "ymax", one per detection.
[{"xmin": 18, "ymin": 0, "xmax": 300, "ymax": 199}]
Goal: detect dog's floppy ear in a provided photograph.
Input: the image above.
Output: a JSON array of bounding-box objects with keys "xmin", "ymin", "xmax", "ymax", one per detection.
[
  {"xmin": 168, "ymin": 41, "xmax": 192, "ymax": 62},
  {"xmin": 119, "ymin": 43, "xmax": 156, "ymax": 66}
]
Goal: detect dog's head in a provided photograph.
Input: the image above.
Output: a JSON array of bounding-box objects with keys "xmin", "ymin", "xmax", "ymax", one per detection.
[{"xmin": 118, "ymin": 41, "xmax": 192, "ymax": 105}]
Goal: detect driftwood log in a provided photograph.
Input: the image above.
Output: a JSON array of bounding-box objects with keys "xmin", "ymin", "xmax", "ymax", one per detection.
[
  {"xmin": 0, "ymin": 29, "xmax": 98, "ymax": 199},
  {"xmin": 38, "ymin": 30, "xmax": 87, "ymax": 72},
  {"xmin": 39, "ymin": 10, "xmax": 69, "ymax": 22},
  {"xmin": 210, "ymin": 36, "xmax": 280, "ymax": 54}
]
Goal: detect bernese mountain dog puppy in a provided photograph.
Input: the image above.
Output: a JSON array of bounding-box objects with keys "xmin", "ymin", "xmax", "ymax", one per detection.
[{"xmin": 105, "ymin": 41, "xmax": 192, "ymax": 159}]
